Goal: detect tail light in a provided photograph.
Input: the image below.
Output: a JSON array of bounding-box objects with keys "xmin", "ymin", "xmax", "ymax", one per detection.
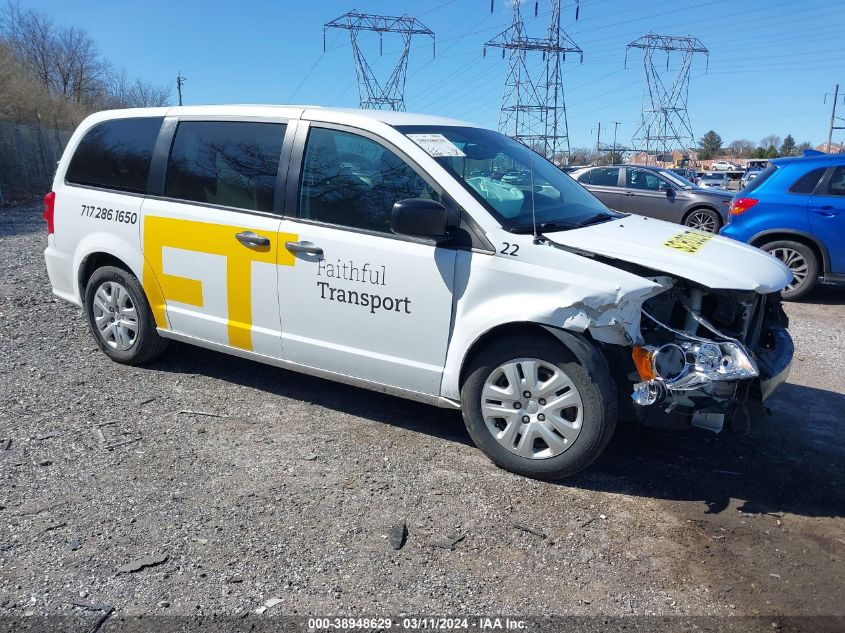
[
  {"xmin": 729, "ymin": 197, "xmax": 758, "ymax": 216},
  {"xmin": 43, "ymin": 191, "xmax": 56, "ymax": 234}
]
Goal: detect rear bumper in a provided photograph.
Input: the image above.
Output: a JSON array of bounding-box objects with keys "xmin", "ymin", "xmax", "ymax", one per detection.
[{"xmin": 44, "ymin": 236, "xmax": 80, "ymax": 306}]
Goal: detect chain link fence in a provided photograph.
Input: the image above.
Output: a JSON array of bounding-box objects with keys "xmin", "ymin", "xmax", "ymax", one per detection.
[{"xmin": 0, "ymin": 118, "xmax": 72, "ymax": 207}]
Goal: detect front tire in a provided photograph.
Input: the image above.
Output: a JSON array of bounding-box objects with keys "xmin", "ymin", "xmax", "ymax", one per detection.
[
  {"xmin": 461, "ymin": 334, "xmax": 617, "ymax": 480},
  {"xmin": 760, "ymin": 240, "xmax": 818, "ymax": 301},
  {"xmin": 84, "ymin": 266, "xmax": 169, "ymax": 364}
]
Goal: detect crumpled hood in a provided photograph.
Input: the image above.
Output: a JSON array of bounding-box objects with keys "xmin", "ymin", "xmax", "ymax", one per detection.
[{"xmin": 546, "ymin": 215, "xmax": 792, "ymax": 293}]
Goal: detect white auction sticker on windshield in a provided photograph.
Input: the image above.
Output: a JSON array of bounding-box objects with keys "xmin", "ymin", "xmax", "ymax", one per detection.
[{"xmin": 407, "ymin": 133, "xmax": 466, "ymax": 158}]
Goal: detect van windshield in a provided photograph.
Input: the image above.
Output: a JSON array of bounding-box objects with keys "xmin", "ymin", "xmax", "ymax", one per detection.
[{"xmin": 395, "ymin": 125, "xmax": 618, "ymax": 232}]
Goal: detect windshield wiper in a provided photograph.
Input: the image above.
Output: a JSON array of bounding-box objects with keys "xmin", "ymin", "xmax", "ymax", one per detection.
[
  {"xmin": 577, "ymin": 212, "xmax": 621, "ymax": 227},
  {"xmin": 509, "ymin": 221, "xmax": 577, "ymax": 234}
]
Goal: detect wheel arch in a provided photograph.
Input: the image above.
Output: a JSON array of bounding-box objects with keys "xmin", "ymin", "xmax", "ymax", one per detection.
[
  {"xmin": 749, "ymin": 229, "xmax": 830, "ymax": 273},
  {"xmin": 72, "ymin": 232, "xmax": 146, "ymax": 304},
  {"xmin": 77, "ymin": 252, "xmax": 136, "ymax": 300},
  {"xmin": 457, "ymin": 322, "xmax": 612, "ymax": 395}
]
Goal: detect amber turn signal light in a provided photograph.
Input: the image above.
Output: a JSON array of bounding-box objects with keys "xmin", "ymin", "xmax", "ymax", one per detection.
[{"xmin": 631, "ymin": 346, "xmax": 656, "ymax": 381}]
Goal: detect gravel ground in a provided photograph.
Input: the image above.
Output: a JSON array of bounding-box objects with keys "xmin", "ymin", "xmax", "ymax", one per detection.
[{"xmin": 1, "ymin": 206, "xmax": 843, "ymax": 631}]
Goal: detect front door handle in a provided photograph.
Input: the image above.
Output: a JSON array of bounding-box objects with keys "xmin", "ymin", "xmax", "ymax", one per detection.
[
  {"xmin": 285, "ymin": 240, "xmax": 323, "ymax": 256},
  {"xmin": 235, "ymin": 231, "xmax": 271, "ymax": 247}
]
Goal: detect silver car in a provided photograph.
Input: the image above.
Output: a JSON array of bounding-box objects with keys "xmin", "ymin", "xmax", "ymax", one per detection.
[
  {"xmin": 571, "ymin": 164, "xmax": 732, "ymax": 232},
  {"xmin": 740, "ymin": 170, "xmax": 761, "ymax": 189},
  {"xmin": 699, "ymin": 172, "xmax": 730, "ymax": 190}
]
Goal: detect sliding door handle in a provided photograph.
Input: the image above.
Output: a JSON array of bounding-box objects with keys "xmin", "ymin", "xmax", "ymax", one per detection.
[
  {"xmin": 235, "ymin": 231, "xmax": 270, "ymax": 247},
  {"xmin": 285, "ymin": 240, "xmax": 323, "ymax": 256}
]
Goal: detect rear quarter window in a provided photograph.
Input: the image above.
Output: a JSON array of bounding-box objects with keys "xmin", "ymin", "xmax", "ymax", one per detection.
[{"xmin": 65, "ymin": 117, "xmax": 163, "ymax": 193}]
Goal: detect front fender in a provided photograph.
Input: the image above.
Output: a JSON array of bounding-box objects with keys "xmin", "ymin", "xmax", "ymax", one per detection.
[{"xmin": 439, "ymin": 251, "xmax": 671, "ymax": 401}]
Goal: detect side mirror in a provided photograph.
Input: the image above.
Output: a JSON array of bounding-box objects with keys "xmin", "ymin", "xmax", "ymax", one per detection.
[
  {"xmin": 658, "ymin": 182, "xmax": 673, "ymax": 193},
  {"xmin": 390, "ymin": 198, "xmax": 451, "ymax": 242}
]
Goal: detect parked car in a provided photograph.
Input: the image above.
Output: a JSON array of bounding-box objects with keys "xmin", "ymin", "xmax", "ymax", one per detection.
[
  {"xmin": 740, "ymin": 169, "xmax": 761, "ymax": 189},
  {"xmin": 746, "ymin": 159, "xmax": 769, "ymax": 171},
  {"xmin": 43, "ymin": 105, "xmax": 793, "ymax": 480},
  {"xmin": 699, "ymin": 172, "xmax": 731, "ymax": 190},
  {"xmin": 570, "ymin": 164, "xmax": 732, "ymax": 232},
  {"xmin": 670, "ymin": 167, "xmax": 699, "ymax": 184},
  {"xmin": 711, "ymin": 160, "xmax": 739, "ymax": 171},
  {"xmin": 721, "ymin": 152, "xmax": 845, "ymax": 300}
]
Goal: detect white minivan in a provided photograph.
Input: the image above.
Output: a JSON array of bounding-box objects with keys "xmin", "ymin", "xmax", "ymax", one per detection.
[{"xmin": 43, "ymin": 105, "xmax": 794, "ymax": 479}]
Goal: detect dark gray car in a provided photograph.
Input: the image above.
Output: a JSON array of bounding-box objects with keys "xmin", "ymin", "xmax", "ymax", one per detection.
[{"xmin": 570, "ymin": 165, "xmax": 733, "ymax": 232}]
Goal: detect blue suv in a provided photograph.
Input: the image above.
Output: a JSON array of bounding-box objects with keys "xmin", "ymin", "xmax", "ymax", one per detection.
[{"xmin": 720, "ymin": 152, "xmax": 845, "ymax": 300}]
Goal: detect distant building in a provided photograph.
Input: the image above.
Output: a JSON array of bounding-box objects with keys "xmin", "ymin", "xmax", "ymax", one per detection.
[
  {"xmin": 626, "ymin": 149, "xmax": 698, "ymax": 167},
  {"xmin": 815, "ymin": 142, "xmax": 845, "ymax": 154}
]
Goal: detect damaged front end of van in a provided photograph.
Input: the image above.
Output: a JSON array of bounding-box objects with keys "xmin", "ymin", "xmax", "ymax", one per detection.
[{"xmin": 542, "ymin": 220, "xmax": 795, "ymax": 434}]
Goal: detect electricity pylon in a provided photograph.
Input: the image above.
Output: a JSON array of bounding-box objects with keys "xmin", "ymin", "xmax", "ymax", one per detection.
[
  {"xmin": 485, "ymin": 0, "xmax": 582, "ymax": 162},
  {"xmin": 324, "ymin": 11, "xmax": 434, "ymax": 111},
  {"xmin": 625, "ymin": 33, "xmax": 708, "ymax": 162}
]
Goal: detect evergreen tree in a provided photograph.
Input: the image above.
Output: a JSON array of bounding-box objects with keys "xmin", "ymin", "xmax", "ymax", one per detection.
[
  {"xmin": 698, "ymin": 130, "xmax": 723, "ymax": 160},
  {"xmin": 780, "ymin": 134, "xmax": 796, "ymax": 156}
]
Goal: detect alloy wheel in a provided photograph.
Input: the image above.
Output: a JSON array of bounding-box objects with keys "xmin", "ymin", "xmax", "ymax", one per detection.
[
  {"xmin": 686, "ymin": 210, "xmax": 718, "ymax": 233},
  {"xmin": 770, "ymin": 246, "xmax": 809, "ymax": 294},
  {"xmin": 92, "ymin": 281, "xmax": 138, "ymax": 351},
  {"xmin": 480, "ymin": 358, "xmax": 583, "ymax": 460}
]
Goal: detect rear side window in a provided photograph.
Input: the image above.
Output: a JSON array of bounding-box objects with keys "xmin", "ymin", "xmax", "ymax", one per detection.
[
  {"xmin": 788, "ymin": 167, "xmax": 826, "ymax": 194},
  {"xmin": 589, "ymin": 167, "xmax": 619, "ymax": 187},
  {"xmin": 165, "ymin": 121, "xmax": 286, "ymax": 212},
  {"xmin": 66, "ymin": 117, "xmax": 163, "ymax": 193},
  {"xmin": 824, "ymin": 166, "xmax": 845, "ymax": 196}
]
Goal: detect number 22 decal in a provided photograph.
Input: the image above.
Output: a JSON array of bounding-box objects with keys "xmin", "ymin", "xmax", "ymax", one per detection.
[{"xmin": 500, "ymin": 242, "xmax": 519, "ymax": 256}]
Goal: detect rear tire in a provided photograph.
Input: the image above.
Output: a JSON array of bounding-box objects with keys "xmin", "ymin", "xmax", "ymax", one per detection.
[
  {"xmin": 760, "ymin": 240, "xmax": 818, "ymax": 301},
  {"xmin": 684, "ymin": 207, "xmax": 721, "ymax": 233},
  {"xmin": 460, "ymin": 334, "xmax": 617, "ymax": 480},
  {"xmin": 84, "ymin": 266, "xmax": 169, "ymax": 364}
]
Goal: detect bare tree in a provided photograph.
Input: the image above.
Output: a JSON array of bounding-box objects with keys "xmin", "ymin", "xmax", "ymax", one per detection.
[
  {"xmin": 53, "ymin": 25, "xmax": 109, "ymax": 103},
  {"xmin": 570, "ymin": 147, "xmax": 599, "ymax": 165},
  {"xmin": 1, "ymin": 1, "xmax": 169, "ymax": 123},
  {"xmin": 126, "ymin": 78, "xmax": 171, "ymax": 107},
  {"xmin": 728, "ymin": 139, "xmax": 754, "ymax": 157},
  {"xmin": 1, "ymin": 1, "xmax": 55, "ymax": 89},
  {"xmin": 760, "ymin": 135, "xmax": 781, "ymax": 150}
]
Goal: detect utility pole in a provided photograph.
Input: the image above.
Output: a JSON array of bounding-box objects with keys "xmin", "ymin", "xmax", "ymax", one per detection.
[
  {"xmin": 176, "ymin": 71, "xmax": 187, "ymax": 106},
  {"xmin": 611, "ymin": 121, "xmax": 620, "ymax": 163},
  {"xmin": 324, "ymin": 11, "xmax": 434, "ymax": 111},
  {"xmin": 826, "ymin": 83, "xmax": 843, "ymax": 153},
  {"xmin": 626, "ymin": 33, "xmax": 708, "ymax": 163},
  {"xmin": 485, "ymin": 0, "xmax": 582, "ymax": 162},
  {"xmin": 595, "ymin": 121, "xmax": 601, "ymax": 155}
]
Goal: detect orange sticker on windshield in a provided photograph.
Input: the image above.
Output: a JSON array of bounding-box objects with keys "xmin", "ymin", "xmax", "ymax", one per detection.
[{"xmin": 664, "ymin": 231, "xmax": 712, "ymax": 254}]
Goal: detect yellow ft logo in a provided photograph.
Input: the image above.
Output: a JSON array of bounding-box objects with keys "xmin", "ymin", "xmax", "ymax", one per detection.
[{"xmin": 142, "ymin": 216, "xmax": 298, "ymax": 351}]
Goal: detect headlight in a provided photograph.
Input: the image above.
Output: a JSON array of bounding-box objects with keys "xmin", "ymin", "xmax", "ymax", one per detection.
[{"xmin": 631, "ymin": 340, "xmax": 758, "ymax": 388}]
